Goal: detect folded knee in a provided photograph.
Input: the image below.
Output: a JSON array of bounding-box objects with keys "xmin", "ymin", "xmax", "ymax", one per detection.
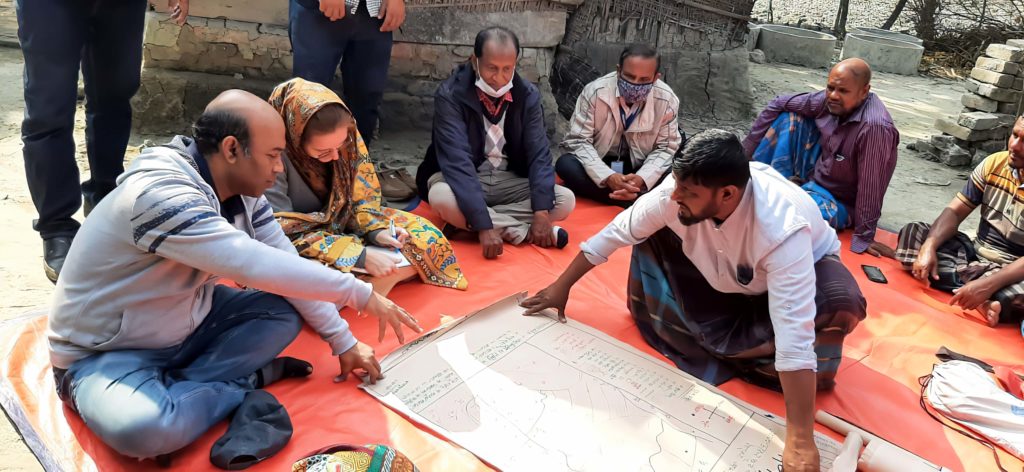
[
  {"xmin": 554, "ymin": 154, "xmax": 582, "ymax": 175},
  {"xmin": 819, "ymin": 286, "xmax": 867, "ymax": 331},
  {"xmin": 99, "ymin": 411, "xmax": 192, "ymax": 458},
  {"xmin": 555, "ymin": 187, "xmax": 577, "ymax": 214},
  {"xmin": 260, "ymin": 296, "xmax": 303, "ymax": 337},
  {"xmin": 426, "ymin": 182, "xmax": 456, "ymax": 207}
]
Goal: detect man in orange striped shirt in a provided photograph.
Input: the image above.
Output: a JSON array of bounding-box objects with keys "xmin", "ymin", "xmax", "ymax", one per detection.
[{"xmin": 892, "ymin": 116, "xmax": 1024, "ymax": 327}]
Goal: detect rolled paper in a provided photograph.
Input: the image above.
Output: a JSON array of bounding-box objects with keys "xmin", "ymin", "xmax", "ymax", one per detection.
[
  {"xmin": 829, "ymin": 432, "xmax": 863, "ymax": 472},
  {"xmin": 815, "ymin": 410, "xmax": 953, "ymax": 472}
]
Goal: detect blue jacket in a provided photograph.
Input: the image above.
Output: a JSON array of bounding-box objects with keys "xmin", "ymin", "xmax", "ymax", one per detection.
[{"xmin": 417, "ymin": 63, "xmax": 556, "ymax": 231}]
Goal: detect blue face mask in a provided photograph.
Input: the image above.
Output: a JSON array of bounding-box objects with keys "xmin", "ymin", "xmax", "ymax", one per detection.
[{"xmin": 617, "ymin": 75, "xmax": 654, "ymax": 104}]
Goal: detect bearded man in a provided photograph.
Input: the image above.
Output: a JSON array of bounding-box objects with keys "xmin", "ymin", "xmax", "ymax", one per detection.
[{"xmin": 522, "ymin": 129, "xmax": 867, "ymax": 472}]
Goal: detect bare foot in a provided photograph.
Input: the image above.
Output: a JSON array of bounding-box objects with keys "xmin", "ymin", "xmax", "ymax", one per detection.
[{"xmin": 977, "ymin": 300, "xmax": 1002, "ymax": 327}]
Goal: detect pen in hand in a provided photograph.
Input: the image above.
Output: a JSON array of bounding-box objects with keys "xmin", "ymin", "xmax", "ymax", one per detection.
[{"xmin": 389, "ymin": 219, "xmax": 400, "ymax": 252}]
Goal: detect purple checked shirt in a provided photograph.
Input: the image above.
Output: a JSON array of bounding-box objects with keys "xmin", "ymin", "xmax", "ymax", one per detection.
[{"xmin": 742, "ymin": 91, "xmax": 899, "ymax": 253}]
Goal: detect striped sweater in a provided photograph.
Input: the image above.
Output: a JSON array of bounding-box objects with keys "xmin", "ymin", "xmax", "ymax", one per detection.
[{"xmin": 48, "ymin": 136, "xmax": 372, "ymax": 369}]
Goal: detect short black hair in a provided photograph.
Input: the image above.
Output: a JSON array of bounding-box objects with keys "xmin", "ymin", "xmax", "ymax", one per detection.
[
  {"xmin": 192, "ymin": 109, "xmax": 251, "ymax": 157},
  {"xmin": 474, "ymin": 26, "xmax": 520, "ymax": 59},
  {"xmin": 619, "ymin": 44, "xmax": 661, "ymax": 72},
  {"xmin": 672, "ymin": 129, "xmax": 750, "ymax": 188}
]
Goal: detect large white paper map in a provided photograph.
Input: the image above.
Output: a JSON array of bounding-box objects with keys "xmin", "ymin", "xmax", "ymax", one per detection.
[{"xmin": 362, "ymin": 293, "xmax": 840, "ymax": 471}]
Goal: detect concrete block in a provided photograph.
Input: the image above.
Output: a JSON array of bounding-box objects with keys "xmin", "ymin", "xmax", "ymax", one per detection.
[
  {"xmin": 994, "ymin": 113, "xmax": 1018, "ymax": 126},
  {"xmin": 756, "ymin": 24, "xmax": 837, "ymax": 69},
  {"xmin": 990, "ymin": 126, "xmax": 1013, "ymax": 143},
  {"xmin": 841, "ymin": 34, "xmax": 923, "ymax": 75},
  {"xmin": 973, "ymin": 149, "xmax": 990, "ymax": 166},
  {"xmin": 935, "ymin": 118, "xmax": 996, "ymax": 141},
  {"xmin": 976, "ymin": 56, "xmax": 1021, "ymax": 75},
  {"xmin": 978, "ymin": 139, "xmax": 1007, "ymax": 154},
  {"xmin": 913, "ymin": 139, "xmax": 939, "ymax": 157},
  {"xmin": 973, "ymin": 81, "xmax": 1022, "ymax": 102},
  {"xmin": 971, "ymin": 67, "xmax": 1016, "ymax": 88},
  {"xmin": 1007, "ymin": 39, "xmax": 1024, "ymax": 50},
  {"xmin": 958, "ymin": 111, "xmax": 1001, "ymax": 130},
  {"xmin": 962, "ymin": 93, "xmax": 1000, "ymax": 112},
  {"xmin": 965, "ymin": 79, "xmax": 980, "ymax": 94},
  {"xmin": 931, "ymin": 134, "xmax": 958, "ymax": 149},
  {"xmin": 746, "ymin": 24, "xmax": 761, "ymax": 51},
  {"xmin": 394, "ymin": 10, "xmax": 566, "ymax": 48},
  {"xmin": 986, "ymin": 43, "xmax": 1024, "ymax": 63},
  {"xmin": 998, "ymin": 101, "xmax": 1021, "ymax": 114},
  {"xmin": 939, "ymin": 143, "xmax": 972, "ymax": 167},
  {"xmin": 749, "ymin": 49, "xmax": 766, "ymax": 64}
]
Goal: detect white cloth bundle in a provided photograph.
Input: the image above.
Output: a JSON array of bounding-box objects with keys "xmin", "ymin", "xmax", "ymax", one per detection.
[{"xmin": 925, "ymin": 360, "xmax": 1024, "ymax": 461}]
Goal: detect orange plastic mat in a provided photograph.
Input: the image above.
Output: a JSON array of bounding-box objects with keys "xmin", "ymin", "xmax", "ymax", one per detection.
[{"xmin": 2, "ymin": 200, "xmax": 1023, "ymax": 471}]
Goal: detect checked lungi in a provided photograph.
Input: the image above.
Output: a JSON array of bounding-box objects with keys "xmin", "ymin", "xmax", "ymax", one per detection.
[
  {"xmin": 894, "ymin": 221, "xmax": 1024, "ymax": 324},
  {"xmin": 627, "ymin": 228, "xmax": 866, "ymax": 390}
]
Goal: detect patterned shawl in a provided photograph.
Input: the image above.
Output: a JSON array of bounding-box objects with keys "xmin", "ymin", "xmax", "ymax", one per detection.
[{"xmin": 268, "ymin": 78, "xmax": 362, "ymax": 235}]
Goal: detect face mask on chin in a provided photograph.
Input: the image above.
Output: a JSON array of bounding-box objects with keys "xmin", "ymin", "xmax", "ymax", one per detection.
[
  {"xmin": 474, "ymin": 59, "xmax": 515, "ymax": 98},
  {"xmin": 617, "ymin": 75, "xmax": 655, "ymax": 105}
]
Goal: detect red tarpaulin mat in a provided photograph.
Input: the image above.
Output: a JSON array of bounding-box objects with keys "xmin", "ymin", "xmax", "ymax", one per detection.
[{"xmin": 2, "ymin": 200, "xmax": 1023, "ymax": 471}]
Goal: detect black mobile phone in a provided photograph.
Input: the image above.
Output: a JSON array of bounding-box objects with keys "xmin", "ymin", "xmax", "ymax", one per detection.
[{"xmin": 861, "ymin": 265, "xmax": 888, "ymax": 284}]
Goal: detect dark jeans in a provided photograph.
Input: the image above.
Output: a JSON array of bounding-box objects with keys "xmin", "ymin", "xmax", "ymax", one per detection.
[
  {"xmin": 54, "ymin": 286, "xmax": 303, "ymax": 458},
  {"xmin": 16, "ymin": 0, "xmax": 146, "ymax": 240},
  {"xmin": 289, "ymin": 0, "xmax": 393, "ymax": 144},
  {"xmin": 555, "ymin": 153, "xmax": 637, "ymax": 208}
]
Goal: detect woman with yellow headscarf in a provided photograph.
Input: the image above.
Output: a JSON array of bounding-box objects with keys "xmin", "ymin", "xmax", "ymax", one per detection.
[{"xmin": 265, "ymin": 78, "xmax": 467, "ymax": 291}]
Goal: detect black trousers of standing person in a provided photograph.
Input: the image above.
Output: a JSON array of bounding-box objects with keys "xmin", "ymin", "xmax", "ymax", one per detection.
[
  {"xmin": 555, "ymin": 153, "xmax": 637, "ymax": 208},
  {"xmin": 16, "ymin": 0, "xmax": 146, "ymax": 240}
]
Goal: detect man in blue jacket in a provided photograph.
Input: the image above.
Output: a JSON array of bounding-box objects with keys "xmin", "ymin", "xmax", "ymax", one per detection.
[{"xmin": 416, "ymin": 27, "xmax": 576, "ymax": 259}]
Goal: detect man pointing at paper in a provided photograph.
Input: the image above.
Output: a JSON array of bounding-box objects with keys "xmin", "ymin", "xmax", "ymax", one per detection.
[{"xmin": 522, "ymin": 130, "xmax": 867, "ymax": 472}]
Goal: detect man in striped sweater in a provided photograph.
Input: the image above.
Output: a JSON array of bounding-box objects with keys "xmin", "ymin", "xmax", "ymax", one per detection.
[
  {"xmin": 743, "ymin": 58, "xmax": 900, "ymax": 257},
  {"xmin": 47, "ymin": 90, "xmax": 421, "ymax": 460}
]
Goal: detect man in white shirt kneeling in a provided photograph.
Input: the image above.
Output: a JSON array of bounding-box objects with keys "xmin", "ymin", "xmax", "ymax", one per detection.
[{"xmin": 522, "ymin": 129, "xmax": 866, "ymax": 472}]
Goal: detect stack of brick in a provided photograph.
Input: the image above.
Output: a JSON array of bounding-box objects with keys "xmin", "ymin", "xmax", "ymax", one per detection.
[{"xmin": 913, "ymin": 42, "xmax": 1024, "ymax": 167}]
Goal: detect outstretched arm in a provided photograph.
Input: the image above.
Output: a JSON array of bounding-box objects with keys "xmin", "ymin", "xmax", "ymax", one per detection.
[
  {"xmin": 522, "ymin": 183, "xmax": 674, "ymax": 319},
  {"xmin": 520, "ymin": 252, "xmax": 596, "ymax": 322}
]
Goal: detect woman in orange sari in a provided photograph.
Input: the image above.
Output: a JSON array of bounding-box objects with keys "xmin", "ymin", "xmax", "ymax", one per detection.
[{"xmin": 265, "ymin": 78, "xmax": 467, "ymax": 290}]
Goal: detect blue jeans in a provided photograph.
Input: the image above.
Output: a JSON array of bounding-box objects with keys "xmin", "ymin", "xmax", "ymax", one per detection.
[
  {"xmin": 289, "ymin": 0, "xmax": 393, "ymax": 144},
  {"xmin": 16, "ymin": 0, "xmax": 146, "ymax": 239},
  {"xmin": 54, "ymin": 286, "xmax": 303, "ymax": 458}
]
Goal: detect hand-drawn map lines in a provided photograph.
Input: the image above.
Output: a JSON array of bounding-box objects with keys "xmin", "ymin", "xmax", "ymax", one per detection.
[{"xmin": 386, "ymin": 315, "xmax": 770, "ymax": 469}]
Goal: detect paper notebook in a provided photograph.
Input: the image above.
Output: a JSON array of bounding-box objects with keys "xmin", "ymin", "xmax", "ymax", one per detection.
[{"xmin": 351, "ymin": 246, "xmax": 411, "ymax": 274}]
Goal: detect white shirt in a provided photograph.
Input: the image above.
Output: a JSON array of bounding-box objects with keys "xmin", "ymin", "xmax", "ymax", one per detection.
[{"xmin": 581, "ymin": 162, "xmax": 842, "ymax": 372}]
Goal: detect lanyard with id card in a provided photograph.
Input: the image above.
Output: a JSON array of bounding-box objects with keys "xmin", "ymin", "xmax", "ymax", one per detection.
[
  {"xmin": 615, "ymin": 104, "xmax": 639, "ymax": 175},
  {"xmin": 611, "ymin": 160, "xmax": 625, "ymax": 174}
]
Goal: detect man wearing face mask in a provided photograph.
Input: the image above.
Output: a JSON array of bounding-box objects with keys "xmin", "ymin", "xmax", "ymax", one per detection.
[
  {"xmin": 417, "ymin": 26, "xmax": 576, "ymax": 260},
  {"xmin": 522, "ymin": 130, "xmax": 866, "ymax": 472},
  {"xmin": 743, "ymin": 58, "xmax": 899, "ymax": 257},
  {"xmin": 557, "ymin": 45, "xmax": 683, "ymax": 207}
]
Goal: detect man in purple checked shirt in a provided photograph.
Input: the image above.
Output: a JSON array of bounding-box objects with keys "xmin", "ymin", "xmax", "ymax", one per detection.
[{"xmin": 743, "ymin": 58, "xmax": 899, "ymax": 256}]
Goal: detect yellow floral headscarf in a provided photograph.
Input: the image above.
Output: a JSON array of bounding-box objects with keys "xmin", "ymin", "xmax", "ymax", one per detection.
[{"xmin": 268, "ymin": 78, "xmax": 364, "ymax": 233}]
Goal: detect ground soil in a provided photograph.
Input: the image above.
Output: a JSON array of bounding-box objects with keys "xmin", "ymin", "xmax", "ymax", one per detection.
[{"xmin": 0, "ymin": 44, "xmax": 981, "ymax": 470}]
